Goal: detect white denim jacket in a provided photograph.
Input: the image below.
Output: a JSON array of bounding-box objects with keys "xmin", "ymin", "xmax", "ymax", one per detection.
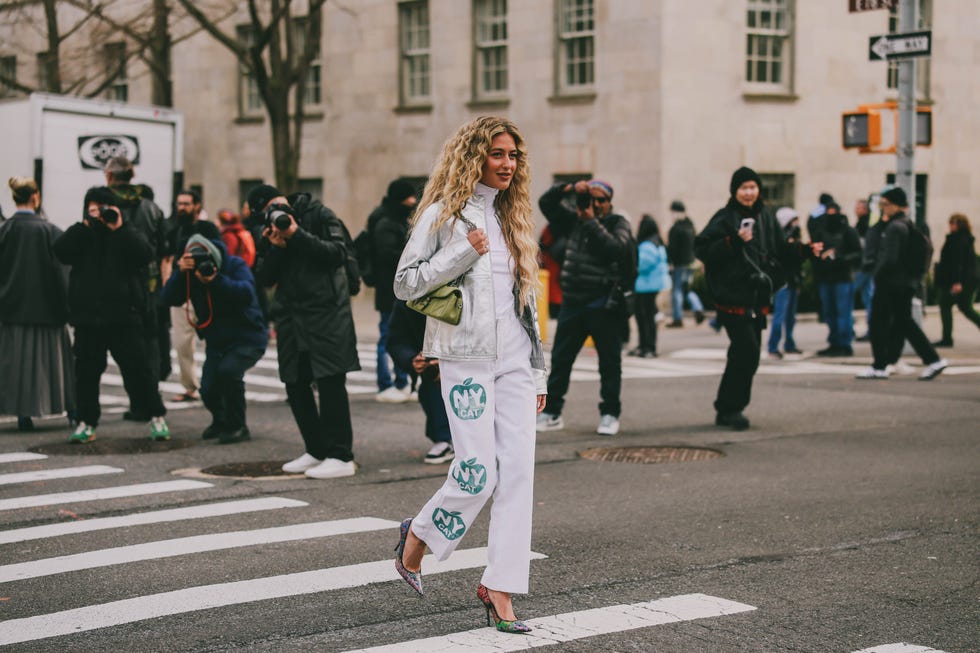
[{"xmin": 393, "ymin": 195, "xmax": 547, "ymax": 394}]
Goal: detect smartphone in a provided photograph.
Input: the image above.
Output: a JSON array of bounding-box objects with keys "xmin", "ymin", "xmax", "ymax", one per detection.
[{"xmin": 740, "ymin": 217, "xmax": 755, "ymax": 231}]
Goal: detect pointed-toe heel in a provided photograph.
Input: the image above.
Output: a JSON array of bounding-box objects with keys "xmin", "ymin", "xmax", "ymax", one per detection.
[
  {"xmin": 393, "ymin": 518, "xmax": 424, "ymax": 596},
  {"xmin": 476, "ymin": 584, "xmax": 531, "ymax": 634}
]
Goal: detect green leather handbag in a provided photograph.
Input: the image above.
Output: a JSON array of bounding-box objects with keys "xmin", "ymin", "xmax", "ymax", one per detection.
[{"xmin": 407, "ymin": 277, "xmax": 463, "ymax": 325}]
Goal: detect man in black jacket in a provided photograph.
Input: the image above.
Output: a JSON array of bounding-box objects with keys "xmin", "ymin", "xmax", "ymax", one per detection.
[
  {"xmin": 536, "ymin": 179, "xmax": 634, "ymax": 436},
  {"xmin": 856, "ymin": 187, "xmax": 946, "ymax": 380},
  {"xmin": 811, "ymin": 203, "xmax": 862, "ymax": 357},
  {"xmin": 666, "ymin": 200, "xmax": 705, "ymax": 327},
  {"xmin": 53, "ymin": 187, "xmax": 169, "ymax": 444},
  {"xmin": 368, "ymin": 179, "xmax": 417, "ymax": 402},
  {"xmin": 251, "ymin": 185, "xmax": 361, "ymax": 478}
]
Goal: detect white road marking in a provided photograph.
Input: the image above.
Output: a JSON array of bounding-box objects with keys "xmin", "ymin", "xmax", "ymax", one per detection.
[
  {"xmin": 0, "ymin": 497, "xmax": 307, "ymax": 545},
  {"xmin": 0, "ymin": 517, "xmax": 401, "ymax": 583},
  {"xmin": 0, "ymin": 452, "xmax": 48, "ymax": 464},
  {"xmin": 0, "ymin": 480, "xmax": 212, "ymax": 512},
  {"xmin": 0, "ymin": 548, "xmax": 547, "ymax": 646},
  {"xmin": 852, "ymin": 645, "xmax": 948, "ymax": 653},
  {"xmin": 344, "ymin": 593, "xmax": 756, "ymax": 652},
  {"xmin": 0, "ymin": 465, "xmax": 123, "ymax": 486}
]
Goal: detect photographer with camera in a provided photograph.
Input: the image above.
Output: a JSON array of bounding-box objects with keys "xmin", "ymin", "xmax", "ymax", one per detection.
[
  {"xmin": 536, "ymin": 179, "xmax": 635, "ymax": 436},
  {"xmin": 250, "ymin": 185, "xmax": 360, "ymax": 479},
  {"xmin": 695, "ymin": 167, "xmax": 787, "ymax": 430},
  {"xmin": 162, "ymin": 235, "xmax": 267, "ymax": 444},
  {"xmin": 53, "ymin": 187, "xmax": 169, "ymax": 443}
]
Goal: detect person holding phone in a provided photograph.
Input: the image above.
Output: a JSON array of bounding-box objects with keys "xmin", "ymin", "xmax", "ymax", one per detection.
[{"xmin": 694, "ymin": 167, "xmax": 787, "ymax": 430}]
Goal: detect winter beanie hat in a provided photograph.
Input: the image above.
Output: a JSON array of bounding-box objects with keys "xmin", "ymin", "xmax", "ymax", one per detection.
[
  {"xmin": 775, "ymin": 207, "xmax": 799, "ymax": 229},
  {"xmin": 185, "ymin": 234, "xmax": 223, "ymax": 270},
  {"xmin": 880, "ymin": 186, "xmax": 908, "ymax": 207},
  {"xmin": 729, "ymin": 166, "xmax": 763, "ymax": 197},
  {"xmin": 588, "ymin": 179, "xmax": 614, "ymax": 199},
  {"xmin": 669, "ymin": 200, "xmax": 686, "ymax": 212},
  {"xmin": 386, "ymin": 179, "xmax": 416, "ymax": 203},
  {"xmin": 246, "ymin": 184, "xmax": 283, "ymax": 215}
]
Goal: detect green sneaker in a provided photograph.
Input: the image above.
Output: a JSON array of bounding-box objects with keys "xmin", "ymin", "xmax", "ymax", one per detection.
[
  {"xmin": 69, "ymin": 422, "xmax": 96, "ymax": 444},
  {"xmin": 149, "ymin": 416, "xmax": 170, "ymax": 441}
]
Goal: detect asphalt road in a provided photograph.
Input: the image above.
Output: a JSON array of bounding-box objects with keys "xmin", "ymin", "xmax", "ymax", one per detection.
[{"xmin": 0, "ymin": 303, "xmax": 977, "ymax": 652}]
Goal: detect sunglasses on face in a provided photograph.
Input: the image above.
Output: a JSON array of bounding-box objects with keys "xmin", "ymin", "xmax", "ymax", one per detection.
[{"xmin": 591, "ymin": 196, "xmax": 610, "ymax": 205}]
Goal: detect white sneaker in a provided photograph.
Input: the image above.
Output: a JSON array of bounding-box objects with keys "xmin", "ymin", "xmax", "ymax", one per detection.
[
  {"xmin": 282, "ymin": 453, "xmax": 323, "ymax": 473},
  {"xmin": 919, "ymin": 358, "xmax": 948, "ymax": 381},
  {"xmin": 886, "ymin": 361, "xmax": 916, "ymax": 376},
  {"xmin": 304, "ymin": 458, "xmax": 356, "ymax": 479},
  {"xmin": 855, "ymin": 367, "xmax": 890, "ymax": 379},
  {"xmin": 597, "ymin": 414, "xmax": 620, "ymax": 436},
  {"xmin": 376, "ymin": 386, "xmax": 410, "ymax": 403},
  {"xmin": 536, "ymin": 412, "xmax": 564, "ymax": 432},
  {"xmin": 406, "ymin": 390, "xmax": 419, "ymax": 402},
  {"xmin": 423, "ymin": 442, "xmax": 454, "ymax": 464}
]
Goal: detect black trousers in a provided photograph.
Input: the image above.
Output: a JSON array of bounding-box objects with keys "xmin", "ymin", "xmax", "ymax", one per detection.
[
  {"xmin": 937, "ymin": 282, "xmax": 980, "ymax": 342},
  {"xmin": 201, "ymin": 343, "xmax": 265, "ymax": 431},
  {"xmin": 284, "ymin": 352, "xmax": 354, "ymax": 462},
  {"xmin": 634, "ymin": 292, "xmax": 659, "ymax": 354},
  {"xmin": 544, "ymin": 305, "xmax": 623, "ymax": 418},
  {"xmin": 714, "ymin": 312, "xmax": 762, "ymax": 415},
  {"xmin": 870, "ymin": 285, "xmax": 939, "ymax": 369},
  {"xmin": 156, "ymin": 295, "xmax": 172, "ymax": 381},
  {"xmin": 74, "ymin": 325, "xmax": 166, "ymax": 427}
]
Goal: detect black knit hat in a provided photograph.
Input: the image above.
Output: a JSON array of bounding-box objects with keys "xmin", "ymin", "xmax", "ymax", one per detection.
[
  {"xmin": 880, "ymin": 186, "xmax": 908, "ymax": 207},
  {"xmin": 670, "ymin": 200, "xmax": 686, "ymax": 212},
  {"xmin": 729, "ymin": 166, "xmax": 763, "ymax": 197},
  {"xmin": 386, "ymin": 179, "xmax": 416, "ymax": 203},
  {"xmin": 83, "ymin": 186, "xmax": 119, "ymax": 208},
  {"xmin": 246, "ymin": 184, "xmax": 283, "ymax": 215}
]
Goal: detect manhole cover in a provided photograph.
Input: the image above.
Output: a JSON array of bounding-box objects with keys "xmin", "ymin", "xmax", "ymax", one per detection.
[
  {"xmin": 30, "ymin": 439, "xmax": 196, "ymax": 456},
  {"xmin": 579, "ymin": 446, "xmax": 723, "ymax": 464},
  {"xmin": 199, "ymin": 461, "xmax": 294, "ymax": 478}
]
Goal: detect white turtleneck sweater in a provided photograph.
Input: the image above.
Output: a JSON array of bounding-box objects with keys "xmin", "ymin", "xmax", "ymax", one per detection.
[{"xmin": 475, "ymin": 182, "xmax": 515, "ymax": 318}]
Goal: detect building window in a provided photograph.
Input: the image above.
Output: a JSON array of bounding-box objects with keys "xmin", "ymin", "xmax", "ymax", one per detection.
[
  {"xmin": 745, "ymin": 0, "xmax": 793, "ymax": 92},
  {"xmin": 104, "ymin": 42, "xmax": 128, "ymax": 102},
  {"xmin": 0, "ymin": 56, "xmax": 16, "ymax": 98},
  {"xmin": 398, "ymin": 1, "xmax": 431, "ymax": 106},
  {"xmin": 886, "ymin": 0, "xmax": 930, "ymax": 99},
  {"xmin": 556, "ymin": 0, "xmax": 595, "ymax": 94},
  {"xmin": 292, "ymin": 18, "xmax": 322, "ymax": 107},
  {"xmin": 759, "ymin": 173, "xmax": 795, "ymax": 209},
  {"xmin": 236, "ymin": 25, "xmax": 263, "ymax": 116},
  {"xmin": 36, "ymin": 51, "xmax": 52, "ymax": 91},
  {"xmin": 296, "ymin": 178, "xmax": 323, "ymax": 202},
  {"xmin": 473, "ymin": 0, "xmax": 508, "ymax": 100}
]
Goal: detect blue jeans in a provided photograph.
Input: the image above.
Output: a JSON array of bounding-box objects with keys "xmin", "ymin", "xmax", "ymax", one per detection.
[
  {"xmin": 818, "ymin": 282, "xmax": 855, "ymax": 348},
  {"xmin": 417, "ymin": 378, "xmax": 451, "ymax": 444},
  {"xmin": 670, "ymin": 268, "xmax": 704, "ymax": 321},
  {"xmin": 377, "ymin": 311, "xmax": 408, "ymax": 391},
  {"xmin": 767, "ymin": 285, "xmax": 798, "ymax": 353},
  {"xmin": 853, "ymin": 270, "xmax": 874, "ymax": 330}
]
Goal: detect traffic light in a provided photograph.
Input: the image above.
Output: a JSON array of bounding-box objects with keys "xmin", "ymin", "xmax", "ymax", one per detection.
[{"xmin": 842, "ymin": 109, "xmax": 882, "ymax": 149}]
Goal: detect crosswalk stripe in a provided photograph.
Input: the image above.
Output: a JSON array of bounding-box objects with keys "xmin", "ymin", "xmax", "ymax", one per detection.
[
  {"xmin": 0, "ymin": 548, "xmax": 548, "ymax": 646},
  {"xmin": 343, "ymin": 593, "xmax": 756, "ymax": 653},
  {"xmin": 0, "ymin": 465, "xmax": 123, "ymax": 486},
  {"xmin": 0, "ymin": 480, "xmax": 213, "ymax": 512},
  {"xmin": 0, "ymin": 497, "xmax": 308, "ymax": 545},
  {"xmin": 852, "ymin": 645, "xmax": 948, "ymax": 653},
  {"xmin": 0, "ymin": 517, "xmax": 401, "ymax": 584},
  {"xmin": 0, "ymin": 452, "xmax": 48, "ymax": 464}
]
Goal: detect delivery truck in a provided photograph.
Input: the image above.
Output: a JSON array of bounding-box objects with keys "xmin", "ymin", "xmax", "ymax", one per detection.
[{"xmin": 0, "ymin": 93, "xmax": 183, "ymax": 229}]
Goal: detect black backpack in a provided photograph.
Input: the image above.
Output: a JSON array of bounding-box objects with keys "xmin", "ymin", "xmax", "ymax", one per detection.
[
  {"xmin": 353, "ymin": 228, "xmax": 376, "ymax": 287},
  {"xmin": 904, "ymin": 221, "xmax": 934, "ymax": 279},
  {"xmin": 338, "ymin": 221, "xmax": 362, "ymax": 297}
]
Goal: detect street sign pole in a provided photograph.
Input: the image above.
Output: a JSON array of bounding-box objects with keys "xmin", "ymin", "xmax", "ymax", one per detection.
[{"xmin": 896, "ymin": 0, "xmax": 917, "ymax": 225}]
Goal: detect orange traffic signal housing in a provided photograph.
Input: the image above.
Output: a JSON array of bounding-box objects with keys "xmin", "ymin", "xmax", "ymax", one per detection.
[
  {"xmin": 842, "ymin": 110, "xmax": 882, "ymax": 149},
  {"xmin": 842, "ymin": 102, "xmax": 932, "ymax": 153}
]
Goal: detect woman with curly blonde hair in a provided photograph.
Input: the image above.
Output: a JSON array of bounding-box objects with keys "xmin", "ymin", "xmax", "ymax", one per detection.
[{"xmin": 392, "ymin": 116, "xmax": 546, "ymax": 633}]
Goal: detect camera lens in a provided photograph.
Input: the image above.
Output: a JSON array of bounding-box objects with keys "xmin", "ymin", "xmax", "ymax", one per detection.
[
  {"xmin": 198, "ymin": 261, "xmax": 216, "ymax": 277},
  {"xmin": 273, "ymin": 213, "xmax": 292, "ymax": 230},
  {"xmin": 99, "ymin": 207, "xmax": 119, "ymax": 223}
]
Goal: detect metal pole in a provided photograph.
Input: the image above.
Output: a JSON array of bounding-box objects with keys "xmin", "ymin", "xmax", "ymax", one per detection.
[{"xmin": 896, "ymin": 0, "xmax": 917, "ymax": 225}]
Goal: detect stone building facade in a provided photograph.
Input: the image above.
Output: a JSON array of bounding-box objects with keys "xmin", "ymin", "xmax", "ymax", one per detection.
[{"xmin": 1, "ymin": 0, "xmax": 976, "ymax": 236}]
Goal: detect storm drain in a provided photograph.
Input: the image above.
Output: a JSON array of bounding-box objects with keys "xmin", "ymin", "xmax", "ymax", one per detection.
[
  {"xmin": 199, "ymin": 461, "xmax": 294, "ymax": 478},
  {"xmin": 579, "ymin": 446, "xmax": 723, "ymax": 464},
  {"xmin": 30, "ymin": 439, "xmax": 196, "ymax": 456}
]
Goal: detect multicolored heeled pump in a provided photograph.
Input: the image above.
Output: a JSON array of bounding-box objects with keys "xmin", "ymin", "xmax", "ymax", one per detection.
[
  {"xmin": 394, "ymin": 518, "xmax": 424, "ymax": 596},
  {"xmin": 476, "ymin": 584, "xmax": 532, "ymax": 634}
]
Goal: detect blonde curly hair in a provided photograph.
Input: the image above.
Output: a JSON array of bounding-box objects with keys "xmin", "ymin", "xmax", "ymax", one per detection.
[{"xmin": 415, "ymin": 116, "xmax": 538, "ymax": 308}]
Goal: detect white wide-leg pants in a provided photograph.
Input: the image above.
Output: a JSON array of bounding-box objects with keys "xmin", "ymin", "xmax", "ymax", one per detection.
[
  {"xmin": 412, "ymin": 313, "xmax": 537, "ymax": 594},
  {"xmin": 170, "ymin": 303, "xmax": 199, "ymax": 392}
]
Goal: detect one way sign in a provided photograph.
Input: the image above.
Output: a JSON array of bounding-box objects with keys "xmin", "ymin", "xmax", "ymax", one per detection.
[{"xmin": 869, "ymin": 30, "xmax": 932, "ymax": 61}]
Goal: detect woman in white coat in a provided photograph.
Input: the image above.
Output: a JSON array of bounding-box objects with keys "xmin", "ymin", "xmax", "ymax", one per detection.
[{"xmin": 392, "ymin": 116, "xmax": 546, "ymax": 634}]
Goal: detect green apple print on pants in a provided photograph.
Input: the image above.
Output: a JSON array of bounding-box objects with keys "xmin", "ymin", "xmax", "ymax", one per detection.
[
  {"xmin": 449, "ymin": 377, "xmax": 486, "ymax": 420},
  {"xmin": 432, "ymin": 507, "xmax": 467, "ymax": 540},
  {"xmin": 452, "ymin": 457, "xmax": 488, "ymax": 494}
]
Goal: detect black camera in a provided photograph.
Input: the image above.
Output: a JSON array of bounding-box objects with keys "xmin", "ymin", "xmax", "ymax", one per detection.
[
  {"xmin": 99, "ymin": 206, "xmax": 119, "ymax": 224},
  {"xmin": 191, "ymin": 250, "xmax": 217, "ymax": 277},
  {"xmin": 575, "ymin": 192, "xmax": 592, "ymax": 210},
  {"xmin": 264, "ymin": 204, "xmax": 294, "ymax": 231}
]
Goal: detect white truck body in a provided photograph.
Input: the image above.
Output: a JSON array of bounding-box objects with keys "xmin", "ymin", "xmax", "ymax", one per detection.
[{"xmin": 0, "ymin": 93, "xmax": 184, "ymax": 229}]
